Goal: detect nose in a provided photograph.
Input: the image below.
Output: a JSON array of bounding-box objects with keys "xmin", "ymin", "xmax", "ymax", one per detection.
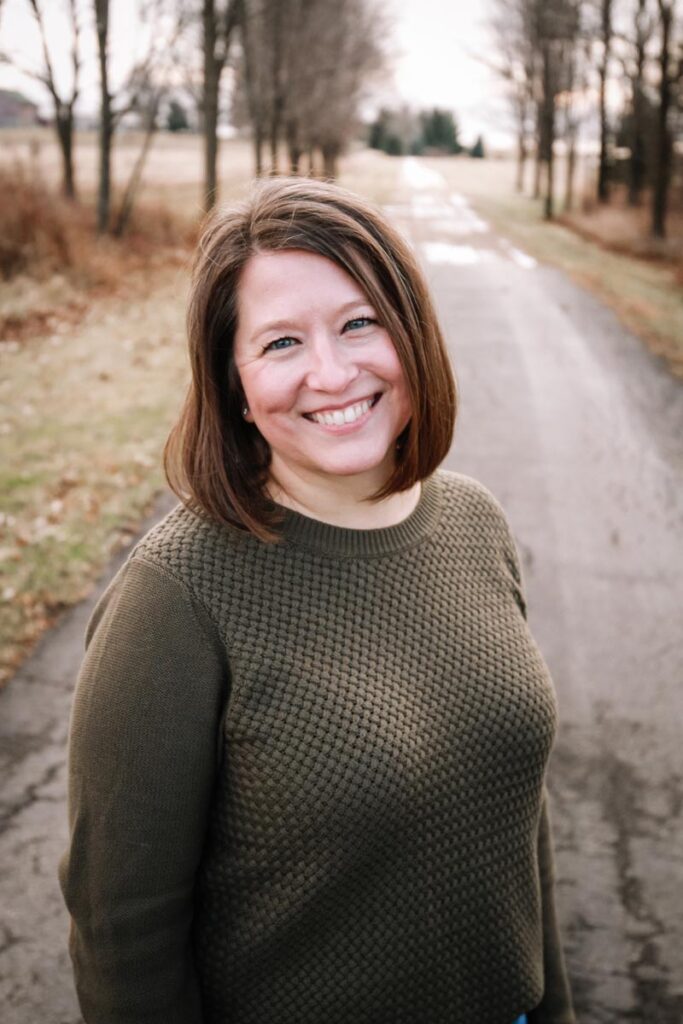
[{"xmin": 305, "ymin": 333, "xmax": 359, "ymax": 393}]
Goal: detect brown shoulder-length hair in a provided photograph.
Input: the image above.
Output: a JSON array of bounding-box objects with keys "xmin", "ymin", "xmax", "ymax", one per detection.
[{"xmin": 164, "ymin": 176, "xmax": 458, "ymax": 541}]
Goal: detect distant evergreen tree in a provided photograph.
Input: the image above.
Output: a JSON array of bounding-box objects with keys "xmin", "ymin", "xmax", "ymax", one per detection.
[
  {"xmin": 365, "ymin": 106, "xmax": 462, "ymax": 156},
  {"xmin": 368, "ymin": 108, "xmax": 392, "ymax": 150},
  {"xmin": 385, "ymin": 134, "xmax": 404, "ymax": 156},
  {"xmin": 167, "ymin": 99, "xmax": 189, "ymax": 133},
  {"xmin": 420, "ymin": 108, "xmax": 461, "ymax": 153},
  {"xmin": 469, "ymin": 135, "xmax": 485, "ymax": 159}
]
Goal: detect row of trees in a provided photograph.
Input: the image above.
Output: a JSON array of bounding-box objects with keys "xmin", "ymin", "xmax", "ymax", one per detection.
[
  {"xmin": 490, "ymin": 0, "xmax": 681, "ymax": 236},
  {"xmin": 0, "ymin": 0, "xmax": 386, "ymax": 232},
  {"xmin": 369, "ymin": 107, "xmax": 463, "ymax": 155},
  {"xmin": 232, "ymin": 0, "xmax": 386, "ymax": 179},
  {"xmin": 368, "ymin": 106, "xmax": 486, "ymax": 158}
]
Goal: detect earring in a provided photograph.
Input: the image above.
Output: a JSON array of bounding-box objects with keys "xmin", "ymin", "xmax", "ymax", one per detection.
[{"xmin": 242, "ymin": 404, "xmax": 249, "ymax": 418}]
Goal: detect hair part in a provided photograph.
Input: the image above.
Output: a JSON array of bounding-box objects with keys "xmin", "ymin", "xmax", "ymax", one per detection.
[{"xmin": 164, "ymin": 176, "xmax": 458, "ymax": 542}]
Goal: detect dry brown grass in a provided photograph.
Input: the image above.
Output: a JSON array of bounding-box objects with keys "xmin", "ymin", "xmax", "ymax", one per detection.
[
  {"xmin": 0, "ymin": 131, "xmax": 404, "ymax": 345},
  {"xmin": 560, "ymin": 184, "xmax": 683, "ymax": 270},
  {"xmin": 0, "ymin": 163, "xmax": 198, "ymax": 342}
]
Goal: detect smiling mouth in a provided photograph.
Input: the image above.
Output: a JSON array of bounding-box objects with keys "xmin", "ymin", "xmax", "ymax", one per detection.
[{"xmin": 303, "ymin": 393, "xmax": 381, "ymax": 427}]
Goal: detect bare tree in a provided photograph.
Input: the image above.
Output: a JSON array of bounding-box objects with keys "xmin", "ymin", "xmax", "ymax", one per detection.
[
  {"xmin": 535, "ymin": 0, "xmax": 580, "ymax": 219},
  {"xmin": 265, "ymin": 0, "xmax": 285, "ymax": 172},
  {"xmin": 623, "ymin": 0, "xmax": 657, "ymax": 204},
  {"xmin": 203, "ymin": 0, "xmax": 237, "ymax": 209},
  {"xmin": 0, "ymin": 0, "xmax": 82, "ymax": 198},
  {"xmin": 236, "ymin": 0, "xmax": 387, "ymax": 179},
  {"xmin": 307, "ymin": 0, "xmax": 387, "ymax": 178},
  {"xmin": 489, "ymin": 0, "xmax": 539, "ymax": 193},
  {"xmin": 652, "ymin": 0, "xmax": 676, "ymax": 235},
  {"xmin": 596, "ymin": 0, "xmax": 615, "ymax": 201},
  {"xmin": 234, "ymin": 0, "xmax": 270, "ymax": 174},
  {"xmin": 236, "ymin": 0, "xmax": 297, "ymax": 175},
  {"xmin": 93, "ymin": 0, "xmax": 112, "ymax": 232},
  {"xmin": 489, "ymin": 0, "xmax": 586, "ymax": 209},
  {"xmin": 94, "ymin": 0, "xmax": 194, "ymax": 233},
  {"xmin": 560, "ymin": 2, "xmax": 592, "ymax": 211}
]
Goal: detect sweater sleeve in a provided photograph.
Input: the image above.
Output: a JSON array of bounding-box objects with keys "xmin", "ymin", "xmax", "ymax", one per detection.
[{"xmin": 58, "ymin": 556, "xmax": 229, "ymax": 1024}]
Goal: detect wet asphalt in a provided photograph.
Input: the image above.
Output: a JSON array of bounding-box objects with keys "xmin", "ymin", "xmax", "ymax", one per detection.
[{"xmin": 1, "ymin": 159, "xmax": 682, "ymax": 1023}]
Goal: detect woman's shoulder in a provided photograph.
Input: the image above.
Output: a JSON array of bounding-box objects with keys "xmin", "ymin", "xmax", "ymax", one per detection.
[
  {"xmin": 86, "ymin": 503, "xmax": 251, "ymax": 648},
  {"xmin": 433, "ymin": 469, "xmax": 526, "ymax": 610},
  {"xmin": 433, "ymin": 468, "xmax": 512, "ymax": 530},
  {"xmin": 131, "ymin": 500, "xmax": 251, "ymax": 583}
]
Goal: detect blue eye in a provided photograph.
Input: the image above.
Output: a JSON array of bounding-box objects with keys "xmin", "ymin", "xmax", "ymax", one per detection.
[
  {"xmin": 264, "ymin": 336, "xmax": 297, "ymax": 352},
  {"xmin": 344, "ymin": 317, "xmax": 376, "ymax": 332}
]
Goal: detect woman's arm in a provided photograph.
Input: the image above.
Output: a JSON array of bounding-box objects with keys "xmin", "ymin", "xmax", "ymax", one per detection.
[
  {"xmin": 528, "ymin": 790, "xmax": 576, "ymax": 1024},
  {"xmin": 492, "ymin": 494, "xmax": 576, "ymax": 1023},
  {"xmin": 58, "ymin": 556, "xmax": 229, "ymax": 1024}
]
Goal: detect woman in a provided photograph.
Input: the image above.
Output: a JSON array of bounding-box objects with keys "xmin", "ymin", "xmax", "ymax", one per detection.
[{"xmin": 59, "ymin": 177, "xmax": 575, "ymax": 1024}]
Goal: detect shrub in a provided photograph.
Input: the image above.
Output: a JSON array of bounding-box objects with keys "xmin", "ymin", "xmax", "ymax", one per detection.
[
  {"xmin": 0, "ymin": 165, "xmax": 93, "ymax": 281},
  {"xmin": 0, "ymin": 165, "xmax": 196, "ymax": 287}
]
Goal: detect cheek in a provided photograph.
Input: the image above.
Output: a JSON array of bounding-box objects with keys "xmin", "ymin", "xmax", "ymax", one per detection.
[{"xmin": 242, "ymin": 366, "xmax": 300, "ymax": 416}]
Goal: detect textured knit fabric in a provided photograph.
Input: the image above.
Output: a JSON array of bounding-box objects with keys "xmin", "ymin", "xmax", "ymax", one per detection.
[{"xmin": 59, "ymin": 469, "xmax": 575, "ymax": 1024}]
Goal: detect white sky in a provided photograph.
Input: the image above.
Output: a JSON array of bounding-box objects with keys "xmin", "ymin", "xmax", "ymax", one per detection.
[{"xmin": 0, "ymin": 0, "xmax": 514, "ymax": 149}]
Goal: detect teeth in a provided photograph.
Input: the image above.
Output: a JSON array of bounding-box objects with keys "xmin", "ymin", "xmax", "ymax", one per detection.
[{"xmin": 311, "ymin": 397, "xmax": 373, "ymax": 426}]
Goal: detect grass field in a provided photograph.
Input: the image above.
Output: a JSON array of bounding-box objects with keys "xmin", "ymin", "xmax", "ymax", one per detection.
[{"xmin": 0, "ymin": 129, "xmax": 680, "ymax": 685}]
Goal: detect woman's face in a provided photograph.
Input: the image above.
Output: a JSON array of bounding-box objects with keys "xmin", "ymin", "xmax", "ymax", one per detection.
[{"xmin": 233, "ymin": 249, "xmax": 412, "ymax": 493}]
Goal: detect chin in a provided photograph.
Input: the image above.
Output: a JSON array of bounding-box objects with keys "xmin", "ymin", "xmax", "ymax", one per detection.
[{"xmin": 312, "ymin": 453, "xmax": 395, "ymax": 480}]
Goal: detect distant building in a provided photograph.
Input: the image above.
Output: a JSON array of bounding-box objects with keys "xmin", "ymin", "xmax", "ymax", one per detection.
[{"xmin": 0, "ymin": 89, "xmax": 39, "ymax": 127}]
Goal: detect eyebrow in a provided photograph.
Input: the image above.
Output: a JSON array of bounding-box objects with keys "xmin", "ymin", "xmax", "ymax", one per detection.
[{"xmin": 249, "ymin": 298, "xmax": 375, "ymax": 343}]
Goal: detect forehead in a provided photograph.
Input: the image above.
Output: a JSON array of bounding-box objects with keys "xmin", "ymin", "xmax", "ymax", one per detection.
[{"xmin": 237, "ymin": 249, "xmax": 370, "ymax": 320}]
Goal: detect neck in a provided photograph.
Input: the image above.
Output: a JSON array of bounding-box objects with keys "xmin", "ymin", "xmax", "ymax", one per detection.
[{"xmin": 267, "ymin": 460, "xmax": 422, "ymax": 530}]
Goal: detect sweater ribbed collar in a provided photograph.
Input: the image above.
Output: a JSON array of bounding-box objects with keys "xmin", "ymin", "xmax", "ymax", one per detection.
[{"xmin": 279, "ymin": 472, "xmax": 443, "ymax": 558}]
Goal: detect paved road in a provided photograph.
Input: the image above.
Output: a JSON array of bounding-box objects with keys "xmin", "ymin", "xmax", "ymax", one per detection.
[{"xmin": 1, "ymin": 159, "xmax": 682, "ymax": 1023}]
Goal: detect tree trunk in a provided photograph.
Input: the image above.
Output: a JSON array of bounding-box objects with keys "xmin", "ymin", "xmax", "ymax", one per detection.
[
  {"xmin": 544, "ymin": 154, "xmax": 554, "ymax": 220},
  {"xmin": 288, "ymin": 141, "xmax": 301, "ymax": 174},
  {"xmin": 94, "ymin": 0, "xmax": 112, "ymax": 233},
  {"xmin": 112, "ymin": 96, "xmax": 159, "ymax": 237},
  {"xmin": 253, "ymin": 129, "xmax": 264, "ymax": 176},
  {"xmin": 269, "ymin": 131, "xmax": 279, "ymax": 175},
  {"xmin": 541, "ymin": 42, "xmax": 555, "ymax": 221},
  {"xmin": 628, "ymin": 2, "xmax": 648, "ymax": 207},
  {"xmin": 533, "ymin": 149, "xmax": 542, "ymax": 199},
  {"xmin": 238, "ymin": 0, "xmax": 265, "ymax": 179},
  {"xmin": 597, "ymin": 66, "xmax": 609, "ymax": 201},
  {"xmin": 533, "ymin": 99, "xmax": 543, "ymax": 199},
  {"xmin": 516, "ymin": 134, "xmax": 527, "ymax": 193},
  {"xmin": 652, "ymin": 1, "xmax": 673, "ymax": 238},
  {"xmin": 322, "ymin": 144, "xmax": 339, "ymax": 179},
  {"xmin": 564, "ymin": 132, "xmax": 576, "ymax": 212},
  {"xmin": 628, "ymin": 87, "xmax": 646, "ymax": 206},
  {"xmin": 56, "ymin": 110, "xmax": 76, "ymax": 200},
  {"xmin": 203, "ymin": 0, "xmax": 220, "ymax": 211},
  {"xmin": 266, "ymin": 0, "xmax": 284, "ymax": 175},
  {"xmin": 597, "ymin": 0, "xmax": 612, "ymax": 203}
]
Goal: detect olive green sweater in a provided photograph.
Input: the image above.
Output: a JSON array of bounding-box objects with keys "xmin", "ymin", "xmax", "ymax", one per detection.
[{"xmin": 59, "ymin": 469, "xmax": 575, "ymax": 1024}]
